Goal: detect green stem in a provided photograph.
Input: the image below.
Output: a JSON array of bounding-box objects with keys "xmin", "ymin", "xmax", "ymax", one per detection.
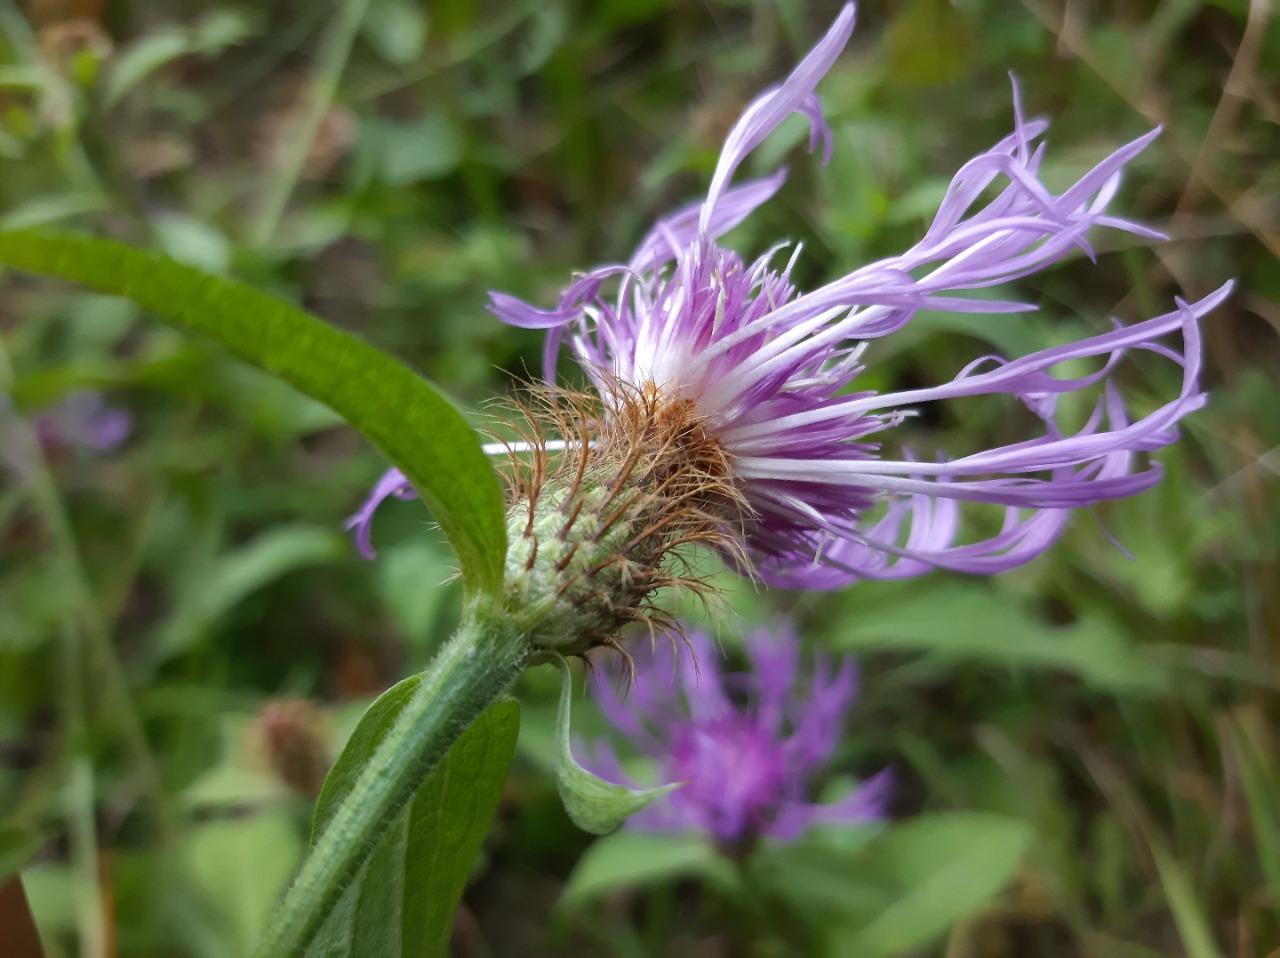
[
  {"xmin": 62, "ymin": 621, "xmax": 107, "ymax": 958},
  {"xmin": 253, "ymin": 599, "xmax": 528, "ymax": 957},
  {"xmin": 32, "ymin": 461, "xmax": 169, "ymax": 825},
  {"xmin": 248, "ymin": 0, "xmax": 371, "ymax": 247},
  {"xmin": 0, "ymin": 339, "xmax": 170, "ymax": 842}
]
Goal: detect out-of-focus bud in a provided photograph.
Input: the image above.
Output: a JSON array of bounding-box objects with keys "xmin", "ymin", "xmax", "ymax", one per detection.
[{"xmin": 252, "ymin": 699, "xmax": 332, "ymax": 799}]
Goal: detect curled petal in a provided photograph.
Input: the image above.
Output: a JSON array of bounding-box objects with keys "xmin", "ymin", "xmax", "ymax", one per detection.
[
  {"xmin": 630, "ymin": 171, "xmax": 789, "ymax": 273},
  {"xmin": 699, "ymin": 3, "xmax": 855, "ymax": 233},
  {"xmin": 486, "ymin": 267, "xmax": 632, "ymax": 330},
  {"xmin": 772, "ymin": 765, "xmax": 895, "ymax": 837},
  {"xmin": 344, "ymin": 467, "xmax": 415, "ymax": 559}
]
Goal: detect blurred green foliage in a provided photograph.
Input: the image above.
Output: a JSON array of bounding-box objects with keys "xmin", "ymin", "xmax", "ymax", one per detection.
[{"xmin": 0, "ymin": 0, "xmax": 1275, "ymax": 955}]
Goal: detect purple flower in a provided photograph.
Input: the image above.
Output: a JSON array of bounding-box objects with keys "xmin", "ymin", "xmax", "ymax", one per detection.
[
  {"xmin": 2, "ymin": 390, "xmax": 131, "ymax": 480},
  {"xmin": 33, "ymin": 391, "xmax": 133, "ymax": 452},
  {"xmin": 585, "ymin": 624, "xmax": 890, "ymax": 846},
  {"xmin": 485, "ymin": 3, "xmax": 1233, "ymax": 589}
]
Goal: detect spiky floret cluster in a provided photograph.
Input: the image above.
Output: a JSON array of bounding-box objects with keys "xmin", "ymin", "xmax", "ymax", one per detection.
[
  {"xmin": 349, "ymin": 2, "xmax": 1232, "ymax": 647},
  {"xmin": 496, "ymin": 382, "xmax": 748, "ymax": 658},
  {"xmin": 488, "ymin": 3, "xmax": 1233, "ymax": 590},
  {"xmin": 585, "ymin": 623, "xmax": 891, "ymax": 846}
]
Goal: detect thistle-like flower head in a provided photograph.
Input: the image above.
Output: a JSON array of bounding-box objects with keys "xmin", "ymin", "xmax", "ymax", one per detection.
[
  {"xmin": 484, "ymin": 3, "xmax": 1232, "ymax": 589},
  {"xmin": 585, "ymin": 623, "xmax": 890, "ymax": 847}
]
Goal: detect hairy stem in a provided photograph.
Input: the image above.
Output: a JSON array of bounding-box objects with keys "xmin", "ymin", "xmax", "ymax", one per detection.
[{"xmin": 253, "ymin": 599, "xmax": 528, "ymax": 957}]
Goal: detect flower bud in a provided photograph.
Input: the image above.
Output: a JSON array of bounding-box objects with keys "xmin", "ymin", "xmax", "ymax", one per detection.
[{"xmin": 253, "ymin": 699, "xmax": 332, "ymax": 798}]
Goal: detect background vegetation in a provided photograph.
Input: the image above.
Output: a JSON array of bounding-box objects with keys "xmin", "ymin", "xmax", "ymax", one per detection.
[{"xmin": 0, "ymin": 0, "xmax": 1275, "ymax": 955}]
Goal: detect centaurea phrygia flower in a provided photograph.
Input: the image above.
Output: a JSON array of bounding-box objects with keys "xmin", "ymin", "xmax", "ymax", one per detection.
[
  {"xmin": 585, "ymin": 624, "xmax": 890, "ymax": 847},
  {"xmin": 349, "ymin": 4, "xmax": 1231, "ymax": 653},
  {"xmin": 481, "ymin": 4, "xmax": 1232, "ymax": 589}
]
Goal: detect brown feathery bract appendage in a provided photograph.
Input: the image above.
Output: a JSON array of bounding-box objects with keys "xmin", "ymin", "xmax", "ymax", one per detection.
[{"xmin": 494, "ymin": 381, "xmax": 752, "ymax": 666}]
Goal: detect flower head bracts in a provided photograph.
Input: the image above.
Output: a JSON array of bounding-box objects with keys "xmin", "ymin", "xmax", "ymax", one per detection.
[
  {"xmin": 483, "ymin": 3, "xmax": 1233, "ymax": 588},
  {"xmin": 585, "ymin": 623, "xmax": 890, "ymax": 845}
]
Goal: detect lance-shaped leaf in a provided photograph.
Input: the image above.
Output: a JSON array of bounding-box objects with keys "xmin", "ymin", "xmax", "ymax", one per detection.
[
  {"xmin": 0, "ymin": 229, "xmax": 507, "ymax": 596},
  {"xmin": 309, "ymin": 680, "xmax": 520, "ymax": 957},
  {"xmin": 553, "ymin": 656, "xmax": 681, "ymax": 835}
]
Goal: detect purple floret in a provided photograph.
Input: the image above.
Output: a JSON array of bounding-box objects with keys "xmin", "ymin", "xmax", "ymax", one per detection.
[{"xmin": 585, "ymin": 624, "xmax": 891, "ymax": 846}]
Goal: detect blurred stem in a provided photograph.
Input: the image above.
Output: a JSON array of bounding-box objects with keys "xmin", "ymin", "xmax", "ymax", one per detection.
[
  {"xmin": 62, "ymin": 622, "xmax": 107, "ymax": 958},
  {"xmin": 253, "ymin": 598, "xmax": 528, "ymax": 957},
  {"xmin": 0, "ymin": 339, "xmax": 170, "ymax": 842},
  {"xmin": 30, "ymin": 437, "xmax": 171, "ymax": 836},
  {"xmin": 248, "ymin": 0, "xmax": 371, "ymax": 248}
]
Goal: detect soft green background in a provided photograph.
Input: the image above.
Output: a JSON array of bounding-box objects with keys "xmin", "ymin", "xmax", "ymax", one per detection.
[{"xmin": 1, "ymin": 0, "xmax": 1275, "ymax": 955}]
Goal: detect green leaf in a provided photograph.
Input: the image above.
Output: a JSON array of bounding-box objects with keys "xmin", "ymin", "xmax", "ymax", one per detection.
[
  {"xmin": 185, "ymin": 809, "xmax": 306, "ymax": 956},
  {"xmin": 311, "ymin": 673, "xmax": 423, "ymax": 840},
  {"xmin": 552, "ymin": 657, "xmax": 680, "ymax": 835},
  {"xmin": 151, "ymin": 211, "xmax": 232, "ymax": 274},
  {"xmin": 1228, "ymin": 710, "xmax": 1280, "ymax": 902},
  {"xmin": 359, "ymin": 114, "xmax": 462, "ymax": 186},
  {"xmin": 0, "ymin": 825, "xmax": 40, "ymax": 882},
  {"xmin": 884, "ymin": 0, "xmax": 976, "ymax": 86},
  {"xmin": 155, "ymin": 525, "xmax": 347, "ymax": 662},
  {"xmin": 190, "ymin": 9, "xmax": 258, "ymax": 53},
  {"xmin": 257, "ymin": 616, "xmax": 527, "ymax": 957},
  {"xmin": 102, "ymin": 30, "xmax": 189, "ymax": 108},
  {"xmin": 375, "ymin": 539, "xmax": 456, "ymax": 645},
  {"xmin": 308, "ymin": 695, "xmax": 520, "ymax": 957},
  {"xmin": 559, "ymin": 830, "xmax": 733, "ymax": 910},
  {"xmin": 362, "ymin": 0, "xmax": 427, "ymax": 65},
  {"xmin": 832, "ymin": 582, "xmax": 1166, "ymax": 692},
  {"xmin": 0, "ymin": 229, "xmax": 507, "ymax": 597},
  {"xmin": 0, "ymin": 193, "xmax": 109, "ymax": 230},
  {"xmin": 751, "ymin": 831, "xmax": 893, "ymax": 922},
  {"xmin": 836, "ymin": 812, "xmax": 1033, "ymax": 956},
  {"xmin": 402, "ymin": 700, "xmax": 518, "ymax": 952},
  {"xmin": 102, "ymin": 12, "xmax": 255, "ymax": 108},
  {"xmin": 1150, "ymin": 842, "xmax": 1226, "ymax": 958}
]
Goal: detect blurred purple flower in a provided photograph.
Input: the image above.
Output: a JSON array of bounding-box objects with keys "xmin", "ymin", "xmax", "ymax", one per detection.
[
  {"xmin": 2, "ymin": 390, "xmax": 131, "ymax": 480},
  {"xmin": 585, "ymin": 624, "xmax": 890, "ymax": 846},
  {"xmin": 485, "ymin": 3, "xmax": 1233, "ymax": 589},
  {"xmin": 33, "ymin": 391, "xmax": 132, "ymax": 452}
]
